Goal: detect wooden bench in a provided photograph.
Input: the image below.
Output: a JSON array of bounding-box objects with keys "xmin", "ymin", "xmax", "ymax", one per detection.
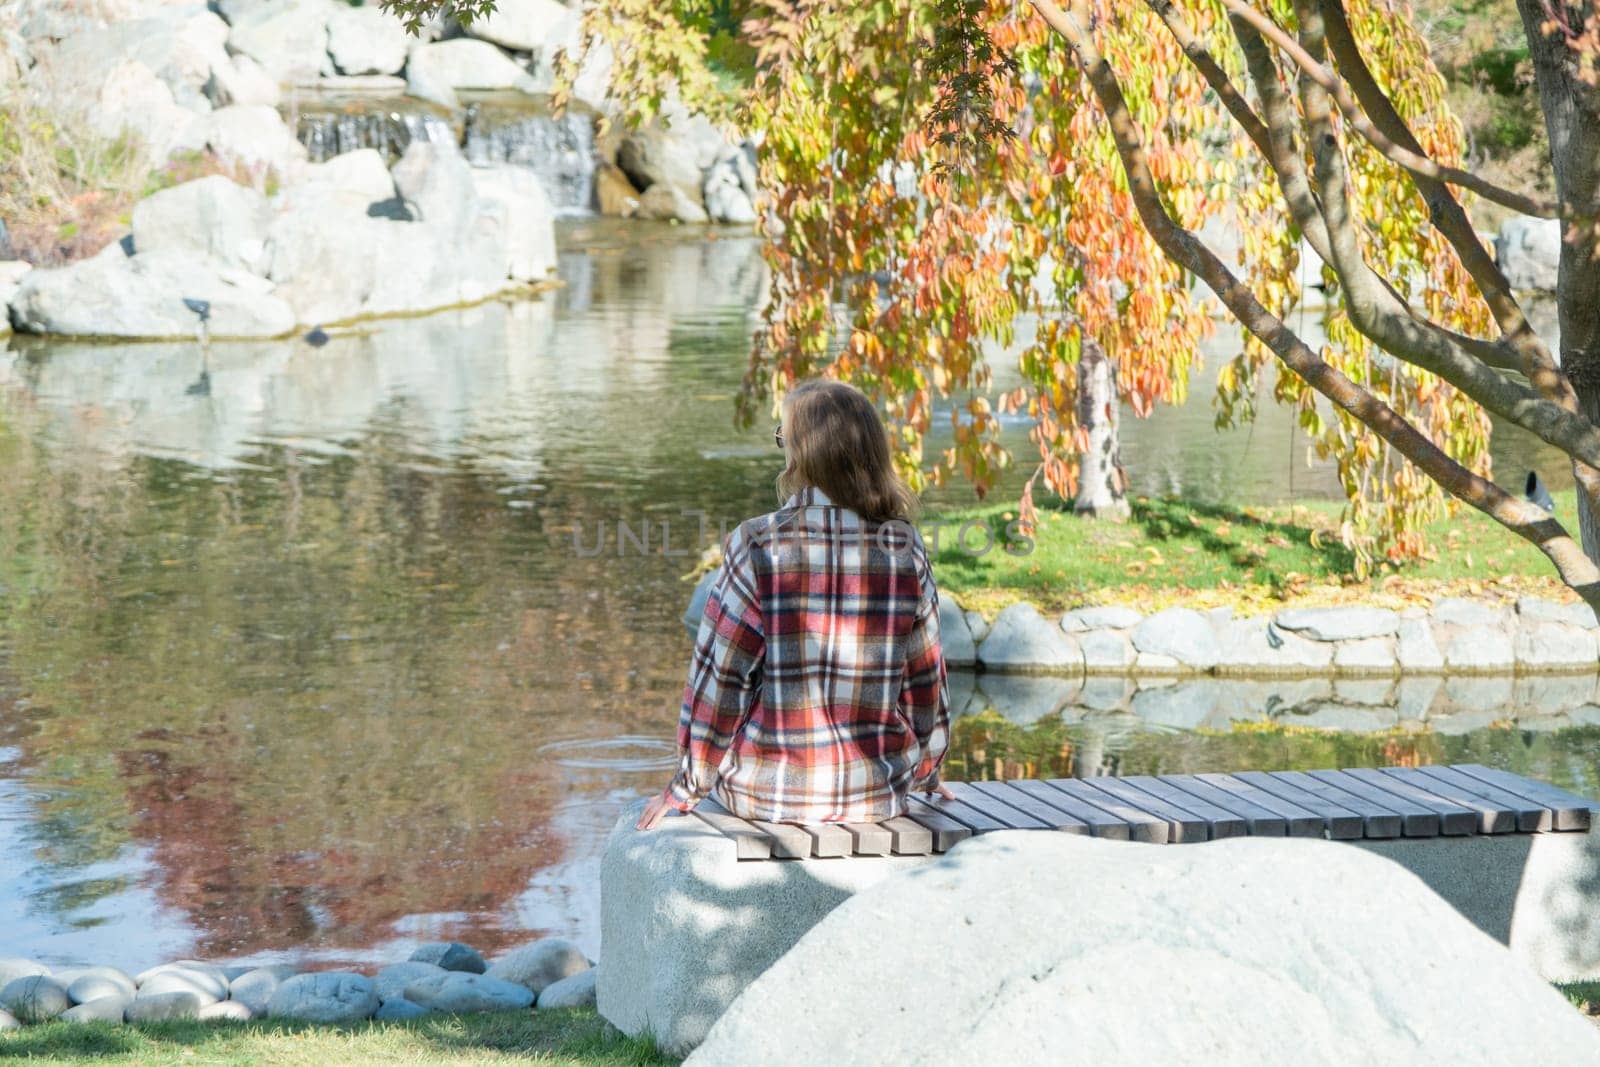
[{"xmin": 692, "ymin": 764, "xmax": 1596, "ymax": 860}]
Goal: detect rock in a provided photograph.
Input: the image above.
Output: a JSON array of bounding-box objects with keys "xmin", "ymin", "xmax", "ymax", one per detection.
[
  {"xmin": 467, "ymin": 0, "xmax": 576, "ymax": 54},
  {"xmin": 176, "ymin": 104, "xmax": 308, "ymax": 179},
  {"xmin": 1060, "ymin": 606, "xmax": 1143, "ymax": 632},
  {"xmin": 484, "ymin": 938, "xmax": 588, "ymax": 994},
  {"xmin": 59, "ymin": 995, "xmax": 130, "ymax": 1023},
  {"xmin": 973, "ymin": 674, "xmax": 1079, "ymax": 724},
  {"xmin": 965, "ymin": 611, "xmax": 990, "ymax": 643},
  {"xmin": 326, "ymin": 4, "xmax": 409, "ymax": 76},
  {"xmin": 406, "ymin": 39, "xmax": 539, "ymax": 94},
  {"xmin": 1515, "ymin": 673, "xmax": 1595, "ymax": 718},
  {"xmin": 469, "ymin": 165, "xmax": 557, "ymax": 283},
  {"xmin": 12, "ymin": 244, "xmax": 294, "ymax": 339},
  {"xmin": 227, "ymin": 0, "xmax": 333, "ymax": 85},
  {"xmin": 0, "ymin": 975, "xmax": 71, "ymax": 1023},
  {"xmin": 636, "ymin": 182, "xmax": 710, "ymax": 223},
  {"xmin": 374, "ymin": 962, "xmax": 448, "ymax": 1002},
  {"xmin": 1332, "ymin": 637, "xmax": 1397, "ymax": 675},
  {"xmin": 1075, "ymin": 676, "xmax": 1133, "ymax": 712},
  {"xmin": 393, "ymin": 139, "xmax": 478, "ymax": 234},
  {"xmin": 1395, "ymin": 675, "xmax": 1443, "ymax": 720},
  {"xmin": 410, "ymin": 942, "xmax": 487, "ymax": 975},
  {"xmin": 685, "ymin": 832, "xmax": 1600, "ymax": 1066},
  {"xmin": 37, "ymin": 7, "xmax": 231, "ymax": 114},
  {"xmin": 125, "ymin": 991, "xmax": 203, "ymax": 1022},
  {"xmin": 57, "ymin": 58, "xmax": 197, "ymax": 156},
  {"xmin": 537, "ymin": 967, "xmax": 597, "ymax": 1010},
  {"xmin": 0, "ymin": 959, "xmax": 49, "ymax": 989},
  {"xmin": 134, "ymin": 961, "xmax": 230, "ymax": 988},
  {"xmin": 266, "ymin": 972, "xmax": 380, "ymax": 1023},
  {"xmin": 374, "ymin": 997, "xmax": 432, "ymax": 1020},
  {"xmin": 1518, "ymin": 596, "xmax": 1599, "ymax": 629},
  {"xmin": 0, "ymin": 1009, "xmax": 17, "ymax": 1031},
  {"xmin": 1131, "ymin": 679, "xmax": 1217, "ymax": 728},
  {"xmin": 227, "ymin": 967, "xmax": 297, "ymax": 1016},
  {"xmin": 132, "ymin": 175, "xmax": 272, "ymax": 275},
  {"xmin": 617, "ymin": 107, "xmax": 726, "ymax": 202},
  {"xmin": 1078, "ymin": 628, "xmax": 1135, "ymax": 671},
  {"xmin": 1441, "ymin": 674, "xmax": 1515, "ymax": 717},
  {"xmin": 1444, "ymin": 625, "xmax": 1515, "ymax": 672},
  {"xmin": 976, "ymin": 603, "xmax": 1083, "ymax": 673},
  {"xmin": 1273, "ymin": 607, "xmax": 1399, "ymax": 641},
  {"xmin": 403, "ymin": 972, "xmax": 535, "ymax": 1014},
  {"xmin": 938, "ymin": 599, "xmax": 976, "ymax": 667},
  {"xmin": 67, "ymin": 972, "xmax": 137, "ymax": 1005},
  {"xmin": 1496, "ymin": 215, "xmax": 1561, "ymax": 292},
  {"xmin": 1129, "ymin": 608, "xmax": 1219, "ymax": 670},
  {"xmin": 1290, "ymin": 701, "xmax": 1397, "ymax": 732},
  {"xmin": 596, "ymin": 163, "xmax": 640, "ymax": 217},
  {"xmin": 205, "ymin": 52, "xmax": 280, "ymax": 108},
  {"xmin": 0, "ymin": 261, "xmax": 25, "ymax": 322},
  {"xmin": 1213, "ymin": 617, "xmax": 1333, "ymax": 674},
  {"xmin": 297, "ymin": 149, "xmax": 397, "ymax": 202},
  {"xmin": 1396, "ymin": 617, "xmax": 1444, "ymax": 671},
  {"xmin": 1432, "ymin": 596, "xmax": 1506, "ymax": 628},
  {"xmin": 139, "ymin": 970, "xmax": 224, "ymax": 1005},
  {"xmin": 1516, "ymin": 623, "xmax": 1598, "ymax": 670},
  {"xmin": 1134, "ymin": 651, "xmax": 1183, "ymax": 673},
  {"xmin": 198, "ymin": 1000, "xmax": 255, "ymax": 1021},
  {"xmin": 702, "ymin": 149, "xmax": 757, "ymax": 225}
]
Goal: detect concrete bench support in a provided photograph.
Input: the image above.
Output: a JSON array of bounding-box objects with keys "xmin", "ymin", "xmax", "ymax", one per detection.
[{"xmin": 598, "ymin": 805, "xmax": 1600, "ymax": 1056}]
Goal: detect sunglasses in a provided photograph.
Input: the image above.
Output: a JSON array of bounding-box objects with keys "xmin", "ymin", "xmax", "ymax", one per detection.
[{"xmin": 774, "ymin": 423, "xmax": 784, "ymax": 449}]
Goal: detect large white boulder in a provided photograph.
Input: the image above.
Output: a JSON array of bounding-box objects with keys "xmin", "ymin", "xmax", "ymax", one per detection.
[
  {"xmin": 469, "ymin": 165, "xmax": 557, "ymax": 282},
  {"xmin": 9, "ymin": 243, "xmax": 294, "ymax": 339},
  {"xmin": 326, "ymin": 4, "xmax": 409, "ymax": 76},
  {"xmin": 1497, "ymin": 215, "xmax": 1562, "ymax": 293},
  {"xmin": 226, "ymin": 0, "xmax": 332, "ymax": 84},
  {"xmin": 616, "ymin": 106, "xmax": 724, "ymax": 205},
  {"xmin": 405, "ymin": 39, "xmax": 539, "ymax": 93},
  {"xmin": 466, "ymin": 0, "xmax": 576, "ymax": 54},
  {"xmin": 131, "ymin": 175, "xmax": 272, "ymax": 274},
  {"xmin": 176, "ymin": 104, "xmax": 308, "ymax": 180},
  {"xmin": 688, "ymin": 832, "xmax": 1600, "ymax": 1066},
  {"xmin": 205, "ymin": 51, "xmax": 280, "ymax": 108},
  {"xmin": 36, "ymin": 6, "xmax": 231, "ymax": 112},
  {"xmin": 39, "ymin": 57, "xmax": 197, "ymax": 156}
]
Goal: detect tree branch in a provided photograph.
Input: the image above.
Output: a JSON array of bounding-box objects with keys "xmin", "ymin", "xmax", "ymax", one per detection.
[{"xmin": 1025, "ymin": 0, "xmax": 1600, "ymax": 603}]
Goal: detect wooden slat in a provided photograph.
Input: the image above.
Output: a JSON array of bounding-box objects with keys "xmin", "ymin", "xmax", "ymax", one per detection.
[
  {"xmin": 967, "ymin": 781, "xmax": 1090, "ymax": 835},
  {"xmin": 945, "ymin": 782, "xmax": 1053, "ymax": 830},
  {"xmin": 1379, "ymin": 767, "xmax": 1516, "ymax": 834},
  {"xmin": 1260, "ymin": 770, "xmax": 1398, "ymax": 838},
  {"xmin": 1195, "ymin": 773, "xmax": 1327, "ymax": 837},
  {"xmin": 1233, "ymin": 771, "xmax": 1363, "ymax": 839},
  {"xmin": 692, "ymin": 807, "xmax": 772, "ymax": 860},
  {"xmin": 879, "ymin": 816, "xmax": 933, "ymax": 855},
  {"xmin": 798, "ymin": 822, "xmax": 855, "ymax": 857},
  {"xmin": 1452, "ymin": 764, "xmax": 1595, "ymax": 831},
  {"xmin": 1083, "ymin": 777, "xmax": 1209, "ymax": 843},
  {"xmin": 1413, "ymin": 766, "xmax": 1551, "ymax": 832},
  {"xmin": 903, "ymin": 800, "xmax": 974, "ymax": 851},
  {"xmin": 750, "ymin": 819, "xmax": 815, "ymax": 859},
  {"xmin": 910, "ymin": 793, "xmax": 1011, "ymax": 834},
  {"xmin": 1306, "ymin": 770, "xmax": 1438, "ymax": 837},
  {"xmin": 1044, "ymin": 778, "xmax": 1167, "ymax": 843},
  {"xmin": 842, "ymin": 822, "xmax": 893, "ymax": 856},
  {"xmin": 1160, "ymin": 774, "xmax": 1288, "ymax": 836},
  {"xmin": 1342, "ymin": 768, "xmax": 1477, "ymax": 836},
  {"xmin": 1122, "ymin": 776, "xmax": 1245, "ymax": 840},
  {"xmin": 1004, "ymin": 779, "xmax": 1130, "ymax": 839}
]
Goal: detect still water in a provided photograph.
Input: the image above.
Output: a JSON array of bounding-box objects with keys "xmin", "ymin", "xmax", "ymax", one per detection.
[{"xmin": 0, "ymin": 223, "xmax": 1590, "ymax": 971}]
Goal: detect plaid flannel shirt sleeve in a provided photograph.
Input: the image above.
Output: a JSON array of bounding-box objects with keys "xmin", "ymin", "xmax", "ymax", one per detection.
[
  {"xmin": 666, "ymin": 527, "xmax": 764, "ymax": 811},
  {"xmin": 903, "ymin": 541, "xmax": 949, "ymax": 791}
]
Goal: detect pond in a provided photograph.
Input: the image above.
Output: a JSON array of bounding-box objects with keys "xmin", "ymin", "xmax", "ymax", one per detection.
[{"xmin": 0, "ymin": 221, "xmax": 1591, "ymax": 972}]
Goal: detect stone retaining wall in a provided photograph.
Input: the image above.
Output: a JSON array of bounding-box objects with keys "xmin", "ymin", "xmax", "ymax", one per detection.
[{"xmin": 941, "ymin": 596, "xmax": 1600, "ymax": 678}]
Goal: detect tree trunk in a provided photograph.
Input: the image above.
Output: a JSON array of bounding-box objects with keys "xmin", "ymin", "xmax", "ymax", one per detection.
[
  {"xmin": 1517, "ymin": 0, "xmax": 1600, "ymax": 558},
  {"xmin": 1074, "ymin": 337, "xmax": 1131, "ymax": 519}
]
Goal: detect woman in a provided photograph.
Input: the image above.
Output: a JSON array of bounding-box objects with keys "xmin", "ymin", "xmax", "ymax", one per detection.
[{"xmin": 637, "ymin": 379, "xmax": 952, "ymax": 829}]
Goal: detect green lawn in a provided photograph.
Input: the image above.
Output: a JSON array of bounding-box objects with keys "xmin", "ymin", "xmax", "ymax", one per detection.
[
  {"xmin": 0, "ymin": 1011, "xmax": 675, "ymax": 1066},
  {"xmin": 926, "ymin": 491, "xmax": 1580, "ymax": 616}
]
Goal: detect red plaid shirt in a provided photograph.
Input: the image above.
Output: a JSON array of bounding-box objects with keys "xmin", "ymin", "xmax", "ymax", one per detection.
[{"xmin": 667, "ymin": 486, "xmax": 949, "ymax": 822}]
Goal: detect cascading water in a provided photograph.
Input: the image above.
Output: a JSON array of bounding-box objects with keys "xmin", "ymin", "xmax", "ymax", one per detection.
[
  {"xmin": 463, "ymin": 99, "xmax": 597, "ymax": 216},
  {"xmin": 293, "ymin": 104, "xmax": 457, "ymax": 164}
]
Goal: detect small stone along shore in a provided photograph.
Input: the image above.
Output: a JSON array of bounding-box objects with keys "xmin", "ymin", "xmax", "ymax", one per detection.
[
  {"xmin": 0, "ymin": 938, "xmax": 596, "ymax": 1031},
  {"xmin": 942, "ymin": 595, "xmax": 1600, "ymax": 677}
]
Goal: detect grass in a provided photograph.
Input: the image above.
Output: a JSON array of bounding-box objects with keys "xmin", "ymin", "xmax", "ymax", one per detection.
[
  {"xmin": 926, "ymin": 490, "xmax": 1582, "ymax": 618},
  {"xmin": 1561, "ymin": 981, "xmax": 1600, "ymax": 1016},
  {"xmin": 0, "ymin": 1011, "xmax": 676, "ymax": 1066}
]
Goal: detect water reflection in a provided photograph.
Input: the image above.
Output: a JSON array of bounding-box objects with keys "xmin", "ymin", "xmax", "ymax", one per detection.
[{"xmin": 0, "ymin": 221, "xmax": 1584, "ymax": 971}]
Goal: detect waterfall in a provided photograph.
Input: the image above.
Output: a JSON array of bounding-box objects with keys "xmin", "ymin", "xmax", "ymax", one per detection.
[
  {"xmin": 463, "ymin": 103, "xmax": 597, "ymax": 217},
  {"xmin": 294, "ymin": 107, "xmax": 457, "ymax": 164}
]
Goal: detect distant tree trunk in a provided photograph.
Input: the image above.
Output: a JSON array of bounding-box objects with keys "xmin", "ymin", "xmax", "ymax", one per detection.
[
  {"xmin": 1517, "ymin": 0, "xmax": 1600, "ymax": 559},
  {"xmin": 1074, "ymin": 337, "xmax": 1131, "ymax": 519}
]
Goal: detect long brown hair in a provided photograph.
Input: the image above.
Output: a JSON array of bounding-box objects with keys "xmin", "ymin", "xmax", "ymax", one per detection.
[{"xmin": 776, "ymin": 379, "xmax": 918, "ymax": 523}]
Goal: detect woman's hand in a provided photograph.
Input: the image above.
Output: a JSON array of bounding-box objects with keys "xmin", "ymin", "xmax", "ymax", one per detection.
[
  {"xmin": 923, "ymin": 780, "xmax": 956, "ymax": 801},
  {"xmin": 636, "ymin": 790, "xmax": 676, "ymax": 831}
]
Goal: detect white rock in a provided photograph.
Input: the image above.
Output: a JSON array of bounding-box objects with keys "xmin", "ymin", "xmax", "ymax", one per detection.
[
  {"xmin": 295, "ymin": 148, "xmax": 396, "ymax": 202},
  {"xmin": 1432, "ymin": 597, "xmax": 1506, "ymax": 627},
  {"xmin": 1134, "ymin": 651, "xmax": 1183, "ymax": 673},
  {"xmin": 1290, "ymin": 702, "xmax": 1397, "ymax": 732},
  {"xmin": 125, "ymin": 991, "xmax": 203, "ymax": 1022},
  {"xmin": 965, "ymin": 611, "xmax": 990, "ymax": 643},
  {"xmin": 59, "ymin": 995, "xmax": 130, "ymax": 1023},
  {"xmin": 1131, "ymin": 679, "xmax": 1216, "ymax": 728},
  {"xmin": 0, "ymin": 1008, "xmax": 16, "ymax": 1030},
  {"xmin": 1332, "ymin": 637, "xmax": 1397, "ymax": 675},
  {"xmin": 1518, "ymin": 596, "xmax": 1599, "ymax": 629},
  {"xmin": 1213, "ymin": 617, "xmax": 1334, "ymax": 673},
  {"xmin": 227, "ymin": 0, "xmax": 332, "ymax": 85},
  {"xmin": 406, "ymin": 39, "xmax": 539, "ymax": 93},
  {"xmin": 53, "ymin": 58, "xmax": 197, "ymax": 156},
  {"xmin": 198, "ymin": 999, "xmax": 255, "ymax": 1021},
  {"xmin": 1516, "ymin": 623, "xmax": 1598, "ymax": 670},
  {"xmin": 1395, "ymin": 675, "xmax": 1442, "ymax": 720},
  {"xmin": 685, "ymin": 833, "xmax": 1600, "ymax": 1066},
  {"xmin": 226, "ymin": 967, "xmax": 292, "ymax": 1016},
  {"xmin": 206, "ymin": 51, "xmax": 280, "ymax": 108},
  {"xmin": 1130, "ymin": 608, "xmax": 1219, "ymax": 670},
  {"xmin": 403, "ymin": 972, "xmax": 535, "ymax": 1013},
  {"xmin": 537, "ymin": 967, "xmax": 597, "ymax": 1010},
  {"xmin": 466, "ymin": 0, "xmax": 576, "ymax": 54},
  {"xmin": 138, "ymin": 969, "xmax": 223, "ymax": 1005},
  {"xmin": 1078, "ymin": 628, "xmax": 1135, "ymax": 671},
  {"xmin": 409, "ymin": 942, "xmax": 487, "ymax": 974},
  {"xmin": 1396, "ymin": 617, "xmax": 1444, "ymax": 671},
  {"xmin": 66, "ymin": 971, "xmax": 136, "ymax": 1005},
  {"xmin": 617, "ymin": 108, "xmax": 722, "ymax": 204},
  {"xmin": 1515, "ymin": 673, "xmax": 1596, "ymax": 718},
  {"xmin": 937, "ymin": 599, "xmax": 976, "ymax": 667},
  {"xmin": 1497, "ymin": 215, "xmax": 1561, "ymax": 292},
  {"xmin": 976, "ymin": 603, "xmax": 1083, "ymax": 673},
  {"xmin": 132, "ymin": 175, "xmax": 272, "ymax": 275},
  {"xmin": 176, "ymin": 104, "xmax": 308, "ymax": 180},
  {"xmin": 267, "ymin": 972, "xmax": 379, "ymax": 1023},
  {"xmin": 485, "ymin": 938, "xmax": 590, "ymax": 995},
  {"xmin": 11, "ymin": 244, "xmax": 294, "ymax": 339},
  {"xmin": 375, "ymin": 997, "xmax": 431, "ymax": 1020},
  {"xmin": 375, "ymin": 961, "xmax": 448, "ymax": 1002},
  {"xmin": 1273, "ymin": 606, "xmax": 1399, "ymax": 641},
  {"xmin": 37, "ymin": 7, "xmax": 231, "ymax": 113},
  {"xmin": 636, "ymin": 182, "xmax": 709, "ymax": 223},
  {"xmin": 326, "ymin": 4, "xmax": 409, "ymax": 76},
  {"xmin": 1061, "ymin": 605, "xmax": 1143, "ymax": 632},
  {"xmin": 469, "ymin": 165, "xmax": 557, "ymax": 283},
  {"xmin": 972, "ymin": 674, "xmax": 1079, "ymax": 724},
  {"xmin": 1444, "ymin": 625, "xmax": 1515, "ymax": 671},
  {"xmin": 702, "ymin": 151, "xmax": 757, "ymax": 225},
  {"xmin": 0, "ymin": 975, "xmax": 70, "ymax": 1023}
]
